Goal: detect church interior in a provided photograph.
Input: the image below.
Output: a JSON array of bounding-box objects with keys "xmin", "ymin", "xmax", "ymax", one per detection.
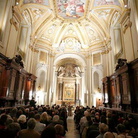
[
  {"xmin": 0, "ymin": 0, "xmax": 138, "ymax": 112},
  {"xmin": 1, "ymin": 0, "xmax": 138, "ymax": 138}
]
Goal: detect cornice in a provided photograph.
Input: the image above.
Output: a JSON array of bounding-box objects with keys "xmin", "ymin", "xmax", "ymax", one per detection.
[
  {"xmin": 119, "ymin": 9, "xmax": 131, "ymax": 24},
  {"xmin": 12, "ymin": 6, "xmax": 23, "ymax": 23}
]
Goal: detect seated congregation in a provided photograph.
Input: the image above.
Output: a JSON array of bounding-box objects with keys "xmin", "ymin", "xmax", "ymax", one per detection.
[
  {"xmin": 0, "ymin": 104, "xmax": 138, "ymax": 138},
  {"xmin": 74, "ymin": 106, "xmax": 138, "ymax": 138}
]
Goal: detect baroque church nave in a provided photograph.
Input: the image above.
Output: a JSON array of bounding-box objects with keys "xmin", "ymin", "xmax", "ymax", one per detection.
[{"xmin": 0, "ymin": 0, "xmax": 138, "ymax": 113}]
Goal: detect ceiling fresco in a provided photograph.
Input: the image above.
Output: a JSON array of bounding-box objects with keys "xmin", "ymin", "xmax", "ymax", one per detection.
[
  {"xmin": 20, "ymin": 0, "xmax": 125, "ymax": 53},
  {"xmin": 57, "ymin": 0, "xmax": 85, "ymax": 19},
  {"xmin": 23, "ymin": 0, "xmax": 49, "ymax": 6},
  {"xmin": 94, "ymin": 0, "xmax": 120, "ymax": 7}
]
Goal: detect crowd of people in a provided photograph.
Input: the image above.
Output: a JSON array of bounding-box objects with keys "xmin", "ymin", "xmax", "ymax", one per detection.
[
  {"xmin": 0, "ymin": 104, "xmax": 68, "ymax": 138},
  {"xmin": 0, "ymin": 104, "xmax": 137, "ymax": 138},
  {"xmin": 74, "ymin": 106, "xmax": 138, "ymax": 138}
]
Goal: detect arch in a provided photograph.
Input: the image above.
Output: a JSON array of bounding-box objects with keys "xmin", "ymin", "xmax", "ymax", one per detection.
[
  {"xmin": 92, "ymin": 65, "xmax": 103, "ymax": 89},
  {"xmin": 37, "ymin": 69, "xmax": 46, "ymax": 91},
  {"xmin": 54, "ymin": 54, "xmax": 86, "ymax": 67}
]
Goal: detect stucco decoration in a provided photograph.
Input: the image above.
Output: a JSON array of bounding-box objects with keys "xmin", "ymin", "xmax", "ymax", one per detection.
[
  {"xmin": 57, "ymin": 38, "xmax": 82, "ymax": 52},
  {"xmin": 30, "ymin": 8, "xmax": 45, "ymax": 22},
  {"xmin": 58, "ymin": 63, "xmax": 81, "ymax": 77},
  {"xmin": 85, "ymin": 25, "xmax": 100, "ymax": 44},
  {"xmin": 22, "ymin": 10, "xmax": 32, "ymax": 24},
  {"xmin": 95, "ymin": 9, "xmax": 111, "ymax": 19},
  {"xmin": 65, "ymin": 24, "xmax": 77, "ymax": 36}
]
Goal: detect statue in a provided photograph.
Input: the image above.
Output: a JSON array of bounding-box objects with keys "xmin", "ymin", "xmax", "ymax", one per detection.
[
  {"xmin": 115, "ymin": 58, "xmax": 127, "ymax": 71},
  {"xmin": 14, "ymin": 55, "xmax": 24, "ymax": 68}
]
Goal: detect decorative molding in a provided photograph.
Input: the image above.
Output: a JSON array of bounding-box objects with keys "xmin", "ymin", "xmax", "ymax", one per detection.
[
  {"xmin": 122, "ymin": 20, "xmax": 132, "ymax": 33},
  {"xmin": 0, "ymin": 41, "xmax": 3, "ymax": 48},
  {"xmin": 101, "ymin": 47, "xmax": 112, "ymax": 55},
  {"xmin": 12, "ymin": 6, "xmax": 23, "ymax": 23},
  {"xmin": 119, "ymin": 9, "xmax": 131, "ymax": 33},
  {"xmin": 10, "ymin": 18, "xmax": 19, "ymax": 31},
  {"xmin": 119, "ymin": 9, "xmax": 131, "ymax": 24}
]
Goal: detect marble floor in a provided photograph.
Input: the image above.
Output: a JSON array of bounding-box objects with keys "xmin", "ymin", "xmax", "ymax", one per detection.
[{"xmin": 65, "ymin": 115, "xmax": 80, "ymax": 138}]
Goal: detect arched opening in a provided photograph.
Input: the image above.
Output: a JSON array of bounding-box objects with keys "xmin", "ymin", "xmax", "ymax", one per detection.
[{"xmin": 53, "ymin": 54, "xmax": 86, "ymax": 106}]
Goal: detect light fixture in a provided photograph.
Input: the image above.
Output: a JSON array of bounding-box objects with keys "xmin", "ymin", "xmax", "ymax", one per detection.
[
  {"xmin": 38, "ymin": 85, "xmax": 41, "ymax": 91},
  {"xmin": 97, "ymin": 87, "xmax": 101, "ymax": 92},
  {"xmin": 124, "ymin": 5, "xmax": 127, "ymax": 8},
  {"xmin": 16, "ymin": 0, "xmax": 19, "ymax": 5}
]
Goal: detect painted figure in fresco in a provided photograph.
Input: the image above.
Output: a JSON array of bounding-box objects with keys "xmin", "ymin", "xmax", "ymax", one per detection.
[
  {"xmin": 66, "ymin": 4, "xmax": 77, "ymax": 17},
  {"xmin": 58, "ymin": 0, "xmax": 66, "ymax": 13},
  {"xmin": 35, "ymin": 0, "xmax": 44, "ymax": 4},
  {"xmin": 24, "ymin": 0, "xmax": 48, "ymax": 5},
  {"xmin": 58, "ymin": 0, "xmax": 85, "ymax": 18},
  {"xmin": 76, "ymin": 0, "xmax": 85, "ymax": 13},
  {"xmin": 24, "ymin": 0, "xmax": 35, "ymax": 3},
  {"xmin": 65, "ymin": 0, "xmax": 84, "ymax": 17}
]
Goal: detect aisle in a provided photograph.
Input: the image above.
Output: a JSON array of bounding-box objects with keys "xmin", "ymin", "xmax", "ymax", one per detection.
[{"xmin": 65, "ymin": 116, "xmax": 80, "ymax": 138}]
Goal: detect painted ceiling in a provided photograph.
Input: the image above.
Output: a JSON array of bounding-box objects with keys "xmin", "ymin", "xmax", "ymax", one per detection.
[{"xmin": 20, "ymin": 0, "xmax": 126, "ymax": 53}]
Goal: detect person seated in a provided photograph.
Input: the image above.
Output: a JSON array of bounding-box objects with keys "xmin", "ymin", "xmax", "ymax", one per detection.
[
  {"xmin": 6, "ymin": 122, "xmax": 21, "ymax": 138},
  {"xmin": 79, "ymin": 110, "xmax": 90, "ymax": 135},
  {"xmin": 81, "ymin": 116, "xmax": 93, "ymax": 138},
  {"xmin": 96, "ymin": 123, "xmax": 109, "ymax": 138},
  {"xmin": 103, "ymin": 132, "xmax": 116, "ymax": 138},
  {"xmin": 87, "ymin": 129, "xmax": 99, "ymax": 138},
  {"xmin": 41, "ymin": 126, "xmax": 56, "ymax": 138},
  {"xmin": 54, "ymin": 124, "xmax": 65, "ymax": 138},
  {"xmin": 34, "ymin": 114, "xmax": 46, "ymax": 134},
  {"xmin": 116, "ymin": 124, "xmax": 133, "ymax": 138},
  {"xmin": 0, "ymin": 114, "xmax": 8, "ymax": 130},
  {"xmin": 17, "ymin": 115, "xmax": 27, "ymax": 129},
  {"xmin": 40, "ymin": 112, "xmax": 52, "ymax": 126},
  {"xmin": 18, "ymin": 118, "xmax": 40, "ymax": 138},
  {"xmin": 48, "ymin": 115, "xmax": 64, "ymax": 127},
  {"xmin": 0, "ymin": 115, "xmax": 13, "ymax": 135}
]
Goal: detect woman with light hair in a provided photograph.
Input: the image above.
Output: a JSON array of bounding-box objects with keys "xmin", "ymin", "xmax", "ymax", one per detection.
[
  {"xmin": 19, "ymin": 118, "xmax": 40, "ymax": 138},
  {"xmin": 96, "ymin": 123, "xmax": 109, "ymax": 138},
  {"xmin": 17, "ymin": 115, "xmax": 27, "ymax": 129},
  {"xmin": 48, "ymin": 115, "xmax": 64, "ymax": 128},
  {"xmin": 40, "ymin": 112, "xmax": 52, "ymax": 125},
  {"xmin": 79, "ymin": 110, "xmax": 90, "ymax": 135},
  {"xmin": 103, "ymin": 131, "xmax": 118, "ymax": 138},
  {"xmin": 53, "ymin": 115, "xmax": 60, "ymax": 122}
]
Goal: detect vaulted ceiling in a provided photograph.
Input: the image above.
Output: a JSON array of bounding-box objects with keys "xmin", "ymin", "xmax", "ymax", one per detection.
[{"xmin": 20, "ymin": 0, "xmax": 126, "ymax": 53}]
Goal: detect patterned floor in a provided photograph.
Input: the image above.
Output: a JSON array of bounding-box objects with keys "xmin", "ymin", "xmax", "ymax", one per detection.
[{"xmin": 65, "ymin": 115, "xmax": 80, "ymax": 138}]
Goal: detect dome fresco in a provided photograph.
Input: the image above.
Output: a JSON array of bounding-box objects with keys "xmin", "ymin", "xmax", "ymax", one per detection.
[
  {"xmin": 23, "ymin": 0, "xmax": 49, "ymax": 5},
  {"xmin": 57, "ymin": 0, "xmax": 85, "ymax": 19},
  {"xmin": 94, "ymin": 0, "xmax": 120, "ymax": 7},
  {"xmin": 21, "ymin": 0, "xmax": 125, "ymax": 53}
]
